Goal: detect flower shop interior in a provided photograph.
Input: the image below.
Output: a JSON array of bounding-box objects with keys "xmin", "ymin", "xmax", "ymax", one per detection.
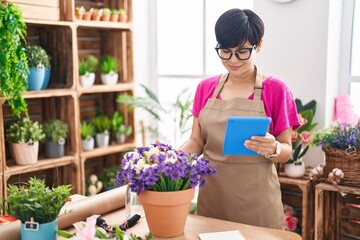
[{"xmin": 0, "ymin": 0, "xmax": 359, "ymax": 240}]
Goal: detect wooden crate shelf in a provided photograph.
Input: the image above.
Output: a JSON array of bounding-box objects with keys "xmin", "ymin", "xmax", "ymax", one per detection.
[
  {"xmin": 315, "ymin": 183, "xmax": 360, "ymax": 240},
  {"xmin": 279, "ymin": 174, "xmax": 315, "ymax": 240},
  {"xmin": 0, "ymin": 0, "xmax": 134, "ymax": 208}
]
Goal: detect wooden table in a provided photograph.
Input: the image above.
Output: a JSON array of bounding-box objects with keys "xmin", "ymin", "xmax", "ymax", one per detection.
[
  {"xmin": 79, "ymin": 208, "xmax": 303, "ymax": 240},
  {"xmin": 314, "ymin": 183, "xmax": 360, "ymax": 240}
]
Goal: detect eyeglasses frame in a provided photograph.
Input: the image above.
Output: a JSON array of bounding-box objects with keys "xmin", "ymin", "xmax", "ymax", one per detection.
[{"xmin": 215, "ymin": 44, "xmax": 257, "ymax": 60}]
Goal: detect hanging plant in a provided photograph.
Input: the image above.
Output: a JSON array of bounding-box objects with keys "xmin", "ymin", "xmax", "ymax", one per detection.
[{"xmin": 0, "ymin": 2, "xmax": 28, "ymax": 117}]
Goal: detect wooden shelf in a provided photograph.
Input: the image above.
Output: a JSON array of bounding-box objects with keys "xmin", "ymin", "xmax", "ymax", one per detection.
[
  {"xmin": 24, "ymin": 89, "xmax": 76, "ymax": 99},
  {"xmin": 4, "ymin": 156, "xmax": 76, "ymax": 176},
  {"xmin": 78, "ymin": 83, "xmax": 134, "ymax": 95},
  {"xmin": 75, "ymin": 20, "xmax": 132, "ymax": 30},
  {"xmin": 80, "ymin": 143, "xmax": 135, "ymax": 159}
]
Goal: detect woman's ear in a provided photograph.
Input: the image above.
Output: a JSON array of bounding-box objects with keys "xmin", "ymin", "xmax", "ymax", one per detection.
[{"xmin": 256, "ymin": 38, "xmax": 263, "ymax": 52}]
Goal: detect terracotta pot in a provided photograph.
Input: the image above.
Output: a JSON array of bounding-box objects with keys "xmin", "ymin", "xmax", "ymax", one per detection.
[
  {"xmin": 119, "ymin": 15, "xmax": 128, "ymax": 22},
  {"xmin": 139, "ymin": 188, "xmax": 195, "ymax": 237},
  {"xmin": 110, "ymin": 14, "xmax": 119, "ymax": 22},
  {"xmin": 101, "ymin": 14, "xmax": 110, "ymax": 21}
]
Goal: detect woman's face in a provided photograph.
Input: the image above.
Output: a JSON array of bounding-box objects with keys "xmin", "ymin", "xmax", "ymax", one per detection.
[{"xmin": 220, "ymin": 41, "xmax": 261, "ymax": 77}]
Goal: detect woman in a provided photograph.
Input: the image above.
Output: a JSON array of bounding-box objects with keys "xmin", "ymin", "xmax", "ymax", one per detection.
[{"xmin": 180, "ymin": 8, "xmax": 300, "ymax": 229}]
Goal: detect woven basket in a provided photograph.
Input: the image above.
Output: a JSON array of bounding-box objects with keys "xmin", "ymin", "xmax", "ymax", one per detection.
[{"xmin": 323, "ymin": 147, "xmax": 360, "ymax": 186}]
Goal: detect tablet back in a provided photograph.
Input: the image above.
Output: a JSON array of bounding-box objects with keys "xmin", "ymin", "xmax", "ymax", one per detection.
[{"xmin": 222, "ymin": 116, "xmax": 271, "ymax": 155}]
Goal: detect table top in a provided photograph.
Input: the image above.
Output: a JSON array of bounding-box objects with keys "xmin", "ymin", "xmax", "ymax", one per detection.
[{"xmin": 80, "ymin": 208, "xmax": 302, "ymax": 240}]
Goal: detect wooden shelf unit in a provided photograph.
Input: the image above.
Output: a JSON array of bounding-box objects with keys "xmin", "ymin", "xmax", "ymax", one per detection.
[
  {"xmin": 314, "ymin": 183, "xmax": 360, "ymax": 240},
  {"xmin": 0, "ymin": 0, "xmax": 135, "ymax": 197},
  {"xmin": 279, "ymin": 174, "xmax": 315, "ymax": 240}
]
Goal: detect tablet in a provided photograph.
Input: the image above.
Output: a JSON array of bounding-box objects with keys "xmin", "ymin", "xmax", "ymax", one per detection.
[{"xmin": 222, "ymin": 116, "xmax": 271, "ymax": 155}]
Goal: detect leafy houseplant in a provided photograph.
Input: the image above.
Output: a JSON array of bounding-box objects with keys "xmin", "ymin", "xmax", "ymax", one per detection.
[
  {"xmin": 110, "ymin": 8, "xmax": 119, "ymax": 22},
  {"xmin": 80, "ymin": 121, "xmax": 95, "ymax": 151},
  {"xmin": 0, "ymin": 2, "xmax": 28, "ymax": 117},
  {"xmin": 101, "ymin": 8, "xmax": 111, "ymax": 21},
  {"xmin": 5, "ymin": 117, "xmax": 45, "ymax": 165},
  {"xmin": 115, "ymin": 143, "xmax": 216, "ymax": 237},
  {"xmin": 100, "ymin": 55, "xmax": 119, "ymax": 85},
  {"xmin": 42, "ymin": 119, "xmax": 69, "ymax": 158},
  {"xmin": 25, "ymin": 45, "xmax": 51, "ymax": 90},
  {"xmin": 79, "ymin": 54, "xmax": 98, "ymax": 87},
  {"xmin": 118, "ymin": 8, "xmax": 128, "ymax": 22},
  {"xmin": 92, "ymin": 114, "xmax": 111, "ymax": 147},
  {"xmin": 2, "ymin": 177, "xmax": 72, "ymax": 240}
]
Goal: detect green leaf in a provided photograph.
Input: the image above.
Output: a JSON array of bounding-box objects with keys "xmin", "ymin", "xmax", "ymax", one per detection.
[{"xmin": 56, "ymin": 230, "xmax": 75, "ymax": 238}]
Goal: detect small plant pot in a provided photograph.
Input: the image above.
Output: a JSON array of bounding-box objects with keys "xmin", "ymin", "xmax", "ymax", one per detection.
[
  {"xmin": 284, "ymin": 161, "xmax": 306, "ymax": 178},
  {"xmin": 83, "ymin": 12, "xmax": 91, "ymax": 20},
  {"xmin": 101, "ymin": 14, "xmax": 110, "ymax": 21},
  {"xmin": 119, "ymin": 15, "xmax": 128, "ymax": 22},
  {"xmin": 41, "ymin": 67, "xmax": 51, "ymax": 89},
  {"xmin": 101, "ymin": 73, "xmax": 118, "ymax": 85},
  {"xmin": 95, "ymin": 132, "xmax": 110, "ymax": 148},
  {"xmin": 21, "ymin": 219, "xmax": 58, "ymax": 240},
  {"xmin": 115, "ymin": 133, "xmax": 126, "ymax": 144},
  {"xmin": 91, "ymin": 14, "xmax": 100, "ymax": 21},
  {"xmin": 82, "ymin": 137, "xmax": 95, "ymax": 151},
  {"xmin": 28, "ymin": 66, "xmax": 45, "ymax": 91},
  {"xmin": 110, "ymin": 14, "xmax": 119, "ymax": 22},
  {"xmin": 80, "ymin": 73, "xmax": 96, "ymax": 87},
  {"xmin": 44, "ymin": 139, "xmax": 65, "ymax": 158},
  {"xmin": 11, "ymin": 141, "xmax": 39, "ymax": 165}
]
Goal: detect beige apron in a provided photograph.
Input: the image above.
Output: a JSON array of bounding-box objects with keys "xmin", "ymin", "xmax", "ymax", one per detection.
[{"xmin": 197, "ymin": 69, "xmax": 284, "ymax": 229}]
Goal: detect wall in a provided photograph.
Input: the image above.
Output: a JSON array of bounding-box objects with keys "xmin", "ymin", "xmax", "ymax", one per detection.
[{"xmin": 133, "ymin": 0, "xmax": 344, "ymax": 167}]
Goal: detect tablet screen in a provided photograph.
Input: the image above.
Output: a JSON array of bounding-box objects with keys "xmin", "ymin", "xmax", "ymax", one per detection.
[{"xmin": 222, "ymin": 116, "xmax": 271, "ymax": 155}]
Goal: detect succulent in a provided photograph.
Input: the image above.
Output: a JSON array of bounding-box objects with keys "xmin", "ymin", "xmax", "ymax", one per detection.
[{"xmin": 100, "ymin": 55, "xmax": 118, "ymax": 74}]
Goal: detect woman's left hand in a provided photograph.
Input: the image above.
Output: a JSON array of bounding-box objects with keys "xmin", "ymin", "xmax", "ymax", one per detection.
[{"xmin": 244, "ymin": 132, "xmax": 276, "ymax": 156}]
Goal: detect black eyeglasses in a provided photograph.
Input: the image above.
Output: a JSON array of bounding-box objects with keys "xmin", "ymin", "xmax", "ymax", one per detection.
[{"xmin": 215, "ymin": 44, "xmax": 256, "ymax": 60}]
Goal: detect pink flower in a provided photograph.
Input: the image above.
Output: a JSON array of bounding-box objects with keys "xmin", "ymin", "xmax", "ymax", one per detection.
[
  {"xmin": 284, "ymin": 214, "xmax": 298, "ymax": 230},
  {"xmin": 297, "ymin": 113, "xmax": 308, "ymax": 126},
  {"xmin": 291, "ymin": 131, "xmax": 298, "ymax": 142},
  {"xmin": 71, "ymin": 215, "xmax": 100, "ymax": 240},
  {"xmin": 300, "ymin": 131, "xmax": 311, "ymax": 145}
]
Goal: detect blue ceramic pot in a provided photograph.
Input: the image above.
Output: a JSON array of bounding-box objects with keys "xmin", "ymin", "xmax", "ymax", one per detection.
[
  {"xmin": 28, "ymin": 67, "xmax": 45, "ymax": 91},
  {"xmin": 42, "ymin": 67, "xmax": 51, "ymax": 89},
  {"xmin": 21, "ymin": 219, "xmax": 58, "ymax": 240}
]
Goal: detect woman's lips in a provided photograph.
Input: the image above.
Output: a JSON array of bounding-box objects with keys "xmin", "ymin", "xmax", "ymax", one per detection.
[{"xmin": 228, "ymin": 65, "xmax": 241, "ymax": 71}]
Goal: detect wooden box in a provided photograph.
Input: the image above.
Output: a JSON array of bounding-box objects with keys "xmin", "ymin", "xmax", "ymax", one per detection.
[
  {"xmin": 315, "ymin": 183, "xmax": 360, "ymax": 240},
  {"xmin": 279, "ymin": 174, "xmax": 315, "ymax": 240},
  {"xmin": 25, "ymin": 22, "xmax": 75, "ymax": 89},
  {"xmin": 7, "ymin": 0, "xmax": 62, "ymax": 21}
]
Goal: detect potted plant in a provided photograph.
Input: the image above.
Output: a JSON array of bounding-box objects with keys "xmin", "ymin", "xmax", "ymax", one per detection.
[
  {"xmin": 116, "ymin": 124, "xmax": 133, "ymax": 144},
  {"xmin": 0, "ymin": 2, "xmax": 28, "ymax": 117},
  {"xmin": 310, "ymin": 121, "xmax": 360, "ymax": 186},
  {"xmin": 80, "ymin": 121, "xmax": 95, "ymax": 151},
  {"xmin": 101, "ymin": 8, "xmax": 111, "ymax": 21},
  {"xmin": 110, "ymin": 9, "xmax": 119, "ymax": 22},
  {"xmin": 5, "ymin": 118, "xmax": 45, "ymax": 165},
  {"xmin": 100, "ymin": 55, "xmax": 119, "ymax": 85},
  {"xmin": 25, "ymin": 45, "xmax": 51, "ymax": 91},
  {"xmin": 75, "ymin": 6, "xmax": 86, "ymax": 20},
  {"xmin": 2, "ymin": 177, "xmax": 72, "ymax": 240},
  {"xmin": 92, "ymin": 114, "xmax": 111, "ymax": 147},
  {"xmin": 83, "ymin": 7, "xmax": 92, "ymax": 21},
  {"xmin": 91, "ymin": 8, "xmax": 101, "ymax": 21},
  {"xmin": 284, "ymin": 99, "xmax": 317, "ymax": 178},
  {"xmin": 98, "ymin": 166, "xmax": 120, "ymax": 191},
  {"xmin": 115, "ymin": 143, "xmax": 216, "ymax": 237},
  {"xmin": 42, "ymin": 119, "xmax": 69, "ymax": 158},
  {"xmin": 118, "ymin": 8, "xmax": 128, "ymax": 22},
  {"xmin": 111, "ymin": 111, "xmax": 124, "ymax": 143},
  {"xmin": 79, "ymin": 54, "xmax": 98, "ymax": 87}
]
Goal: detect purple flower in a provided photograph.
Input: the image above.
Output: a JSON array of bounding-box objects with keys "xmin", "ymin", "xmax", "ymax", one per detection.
[{"xmin": 115, "ymin": 143, "xmax": 216, "ymax": 195}]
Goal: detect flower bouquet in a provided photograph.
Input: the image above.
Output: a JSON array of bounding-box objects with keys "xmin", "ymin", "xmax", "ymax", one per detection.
[
  {"xmin": 115, "ymin": 143, "xmax": 216, "ymax": 237},
  {"xmin": 310, "ymin": 121, "xmax": 360, "ymax": 185}
]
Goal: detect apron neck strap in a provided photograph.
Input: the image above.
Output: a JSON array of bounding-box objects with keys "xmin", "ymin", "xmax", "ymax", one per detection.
[{"xmin": 211, "ymin": 66, "xmax": 265, "ymax": 100}]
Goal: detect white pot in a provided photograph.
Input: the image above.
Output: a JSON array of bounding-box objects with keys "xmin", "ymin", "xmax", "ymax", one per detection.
[
  {"xmin": 101, "ymin": 72, "xmax": 118, "ymax": 85},
  {"xmin": 284, "ymin": 161, "xmax": 306, "ymax": 178},
  {"xmin": 11, "ymin": 141, "xmax": 39, "ymax": 165},
  {"xmin": 80, "ymin": 73, "xmax": 95, "ymax": 87},
  {"xmin": 82, "ymin": 137, "xmax": 95, "ymax": 151},
  {"xmin": 95, "ymin": 132, "xmax": 110, "ymax": 147}
]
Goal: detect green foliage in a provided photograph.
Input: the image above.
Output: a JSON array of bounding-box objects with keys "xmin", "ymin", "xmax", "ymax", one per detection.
[
  {"xmin": 111, "ymin": 8, "xmax": 119, "ymax": 14},
  {"xmin": 42, "ymin": 119, "xmax": 69, "ymax": 142},
  {"xmin": 119, "ymin": 8, "xmax": 127, "ymax": 16},
  {"xmin": 310, "ymin": 122, "xmax": 360, "ymax": 149},
  {"xmin": 98, "ymin": 166, "xmax": 119, "ymax": 188},
  {"xmin": 5, "ymin": 117, "xmax": 45, "ymax": 143},
  {"xmin": 80, "ymin": 121, "xmax": 95, "ymax": 140},
  {"xmin": 92, "ymin": 114, "xmax": 112, "ymax": 133},
  {"xmin": 0, "ymin": 2, "xmax": 28, "ymax": 117},
  {"xmin": 100, "ymin": 55, "xmax": 118, "ymax": 74},
  {"xmin": 117, "ymin": 84, "xmax": 193, "ymax": 141},
  {"xmin": 2, "ymin": 177, "xmax": 72, "ymax": 224},
  {"xmin": 118, "ymin": 124, "xmax": 133, "ymax": 136},
  {"xmin": 25, "ymin": 45, "xmax": 51, "ymax": 68},
  {"xmin": 102, "ymin": 8, "xmax": 111, "ymax": 14},
  {"xmin": 79, "ymin": 54, "xmax": 98, "ymax": 75},
  {"xmin": 111, "ymin": 111, "xmax": 124, "ymax": 132}
]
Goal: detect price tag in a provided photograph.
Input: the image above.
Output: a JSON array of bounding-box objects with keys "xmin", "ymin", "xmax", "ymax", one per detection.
[
  {"xmin": 24, "ymin": 221, "xmax": 39, "ymax": 231},
  {"xmin": 345, "ymin": 145, "xmax": 356, "ymax": 154}
]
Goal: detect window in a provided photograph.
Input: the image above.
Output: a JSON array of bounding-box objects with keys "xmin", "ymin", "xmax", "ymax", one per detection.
[{"xmin": 155, "ymin": 0, "xmax": 254, "ymax": 145}]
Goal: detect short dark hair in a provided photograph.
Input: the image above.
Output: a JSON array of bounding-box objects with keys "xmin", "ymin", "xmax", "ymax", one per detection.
[{"xmin": 215, "ymin": 9, "xmax": 264, "ymax": 49}]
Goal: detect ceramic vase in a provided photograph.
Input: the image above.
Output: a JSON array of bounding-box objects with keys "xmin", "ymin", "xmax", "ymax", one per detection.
[
  {"xmin": 21, "ymin": 219, "xmax": 58, "ymax": 240},
  {"xmin": 284, "ymin": 160, "xmax": 305, "ymax": 178},
  {"xmin": 11, "ymin": 141, "xmax": 39, "ymax": 165},
  {"xmin": 139, "ymin": 188, "xmax": 195, "ymax": 238}
]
